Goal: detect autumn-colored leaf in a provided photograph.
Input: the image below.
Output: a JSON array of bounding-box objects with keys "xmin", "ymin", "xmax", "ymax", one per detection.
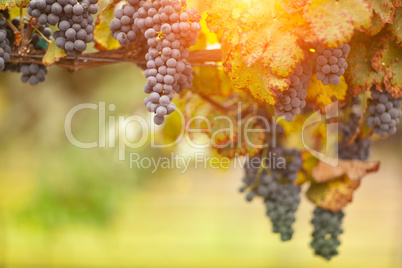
[
  {"xmin": 224, "ymin": 48, "xmax": 288, "ymax": 104},
  {"xmin": 389, "ymin": 7, "xmax": 402, "ymax": 44},
  {"xmin": 239, "ymin": 29, "xmax": 268, "ymax": 66},
  {"xmin": 94, "ymin": 4, "xmax": 120, "ymax": 51},
  {"xmin": 207, "ymin": 111, "xmax": 238, "ymax": 147},
  {"xmin": 344, "ymin": 42, "xmax": 383, "ymax": 95},
  {"xmin": 295, "ymin": 151, "xmax": 319, "ymax": 185},
  {"xmin": 306, "ymin": 76, "xmax": 348, "ymax": 112},
  {"xmin": 303, "ymin": 0, "xmax": 371, "ymax": 47},
  {"xmin": 366, "ymin": 0, "xmax": 395, "ymax": 24},
  {"xmin": 216, "ymin": 119, "xmax": 266, "ymax": 159},
  {"xmin": 42, "ymin": 41, "xmax": 67, "ymax": 66},
  {"xmin": 371, "ymin": 36, "xmax": 402, "ymax": 98},
  {"xmin": 281, "ymin": 0, "xmax": 310, "ymax": 14},
  {"xmin": 307, "ymin": 176, "xmax": 361, "ymax": 212},
  {"xmin": 192, "ymin": 66, "xmax": 233, "ymax": 97},
  {"xmin": 363, "ymin": 12, "xmax": 386, "ymax": 36},
  {"xmin": 0, "ymin": 0, "xmax": 29, "ymax": 9},
  {"xmin": 312, "ymin": 159, "xmax": 380, "ymax": 183},
  {"xmin": 261, "ymin": 31, "xmax": 304, "ymax": 77},
  {"xmin": 206, "ymin": 0, "xmax": 248, "ymax": 32}
]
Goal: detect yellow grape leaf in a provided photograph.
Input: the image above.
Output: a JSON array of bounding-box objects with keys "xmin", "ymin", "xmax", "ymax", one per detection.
[
  {"xmin": 312, "ymin": 159, "xmax": 380, "ymax": 183},
  {"xmin": 307, "ymin": 176, "xmax": 360, "ymax": 212},
  {"xmin": 191, "ymin": 12, "xmax": 220, "ymax": 51},
  {"xmin": 281, "ymin": 0, "xmax": 310, "ymax": 14},
  {"xmin": 366, "ymin": 0, "xmax": 396, "ymax": 24},
  {"xmin": 224, "ymin": 48, "xmax": 288, "ymax": 104},
  {"xmin": 94, "ymin": 4, "xmax": 120, "ymax": 51},
  {"xmin": 0, "ymin": 0, "xmax": 28, "ymax": 9},
  {"xmin": 42, "ymin": 41, "xmax": 67, "ymax": 66},
  {"xmin": 303, "ymin": 0, "xmax": 371, "ymax": 47},
  {"xmin": 371, "ymin": 36, "xmax": 402, "ymax": 98},
  {"xmin": 306, "ymin": 76, "xmax": 348, "ymax": 111},
  {"xmin": 295, "ymin": 151, "xmax": 319, "ymax": 185},
  {"xmin": 345, "ymin": 42, "xmax": 383, "ymax": 95},
  {"xmin": 389, "ymin": 7, "xmax": 402, "ymax": 44},
  {"xmin": 261, "ymin": 31, "xmax": 304, "ymax": 77},
  {"xmin": 192, "ymin": 66, "xmax": 233, "ymax": 97},
  {"xmin": 206, "ymin": 0, "xmax": 248, "ymax": 32},
  {"xmin": 239, "ymin": 29, "xmax": 269, "ymax": 66}
]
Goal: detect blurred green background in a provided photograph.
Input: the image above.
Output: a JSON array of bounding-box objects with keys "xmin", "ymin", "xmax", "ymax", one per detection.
[{"xmin": 0, "ymin": 62, "xmax": 401, "ymax": 268}]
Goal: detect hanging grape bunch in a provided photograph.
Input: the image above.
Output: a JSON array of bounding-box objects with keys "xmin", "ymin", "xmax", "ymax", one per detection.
[
  {"xmin": 0, "ymin": 11, "xmax": 11, "ymax": 71},
  {"xmin": 111, "ymin": 0, "xmax": 202, "ymax": 125},
  {"xmin": 367, "ymin": 88, "xmax": 402, "ymax": 137},
  {"xmin": 315, "ymin": 44, "xmax": 350, "ymax": 85},
  {"xmin": 28, "ymin": 0, "xmax": 98, "ymax": 56}
]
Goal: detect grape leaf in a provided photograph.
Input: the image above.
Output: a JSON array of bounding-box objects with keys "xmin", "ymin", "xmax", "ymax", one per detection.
[
  {"xmin": 389, "ymin": 7, "xmax": 402, "ymax": 44},
  {"xmin": 363, "ymin": 12, "xmax": 386, "ymax": 36},
  {"xmin": 281, "ymin": 0, "xmax": 310, "ymax": 14},
  {"xmin": 371, "ymin": 36, "xmax": 402, "ymax": 98},
  {"xmin": 216, "ymin": 120, "xmax": 266, "ymax": 159},
  {"xmin": 206, "ymin": 0, "xmax": 248, "ymax": 32},
  {"xmin": 307, "ymin": 176, "xmax": 361, "ymax": 212},
  {"xmin": 192, "ymin": 66, "xmax": 233, "ymax": 97},
  {"xmin": 239, "ymin": 29, "xmax": 268, "ymax": 66},
  {"xmin": 224, "ymin": 48, "xmax": 289, "ymax": 104},
  {"xmin": 312, "ymin": 159, "xmax": 380, "ymax": 183},
  {"xmin": 366, "ymin": 0, "xmax": 395, "ymax": 24},
  {"xmin": 0, "ymin": 0, "xmax": 28, "ymax": 9},
  {"xmin": 206, "ymin": 111, "xmax": 238, "ymax": 147},
  {"xmin": 42, "ymin": 41, "xmax": 67, "ymax": 66},
  {"xmin": 394, "ymin": 0, "xmax": 402, "ymax": 6},
  {"xmin": 306, "ymin": 76, "xmax": 348, "ymax": 112},
  {"xmin": 93, "ymin": 4, "xmax": 120, "ymax": 51},
  {"xmin": 345, "ymin": 42, "xmax": 384, "ymax": 95},
  {"xmin": 261, "ymin": 31, "xmax": 304, "ymax": 77},
  {"xmin": 303, "ymin": 0, "xmax": 371, "ymax": 47}
]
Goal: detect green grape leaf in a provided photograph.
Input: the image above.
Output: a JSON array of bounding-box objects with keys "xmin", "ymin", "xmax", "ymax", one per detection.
[
  {"xmin": 303, "ymin": 0, "xmax": 371, "ymax": 47},
  {"xmin": 42, "ymin": 41, "xmax": 67, "ymax": 66},
  {"xmin": 0, "ymin": 0, "xmax": 29, "ymax": 9},
  {"xmin": 307, "ymin": 176, "xmax": 361, "ymax": 212},
  {"xmin": 345, "ymin": 42, "xmax": 383, "ymax": 95},
  {"xmin": 363, "ymin": 12, "xmax": 386, "ymax": 36},
  {"xmin": 366, "ymin": 0, "xmax": 396, "ymax": 24},
  {"xmin": 93, "ymin": 4, "xmax": 120, "ymax": 51},
  {"xmin": 371, "ymin": 36, "xmax": 402, "ymax": 98},
  {"xmin": 389, "ymin": 7, "xmax": 402, "ymax": 44}
]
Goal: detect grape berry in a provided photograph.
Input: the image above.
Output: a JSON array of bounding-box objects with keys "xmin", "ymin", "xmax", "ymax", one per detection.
[{"xmin": 315, "ymin": 44, "xmax": 350, "ymax": 85}]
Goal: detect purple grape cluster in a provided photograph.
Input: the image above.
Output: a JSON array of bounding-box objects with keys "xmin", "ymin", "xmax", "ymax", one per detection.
[
  {"xmin": 240, "ymin": 146, "xmax": 302, "ymax": 241},
  {"xmin": 339, "ymin": 112, "xmax": 371, "ymax": 160},
  {"xmin": 315, "ymin": 44, "xmax": 350, "ymax": 85},
  {"xmin": 311, "ymin": 207, "xmax": 344, "ymax": 260},
  {"xmin": 0, "ymin": 17, "xmax": 11, "ymax": 71},
  {"xmin": 109, "ymin": 0, "xmax": 141, "ymax": 46},
  {"xmin": 114, "ymin": 0, "xmax": 201, "ymax": 125},
  {"xmin": 28, "ymin": 0, "xmax": 98, "ymax": 56},
  {"xmin": 367, "ymin": 88, "xmax": 402, "ymax": 137},
  {"xmin": 20, "ymin": 63, "xmax": 48, "ymax": 85},
  {"xmin": 274, "ymin": 59, "xmax": 313, "ymax": 122}
]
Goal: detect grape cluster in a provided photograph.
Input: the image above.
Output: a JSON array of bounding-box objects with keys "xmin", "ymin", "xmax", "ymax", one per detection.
[
  {"xmin": 28, "ymin": 0, "xmax": 98, "ymax": 56},
  {"xmin": 123, "ymin": 0, "xmax": 201, "ymax": 125},
  {"xmin": 0, "ymin": 17, "xmax": 11, "ymax": 71},
  {"xmin": 367, "ymin": 88, "xmax": 402, "ymax": 137},
  {"xmin": 240, "ymin": 146, "xmax": 302, "ymax": 241},
  {"xmin": 20, "ymin": 63, "xmax": 48, "ymax": 85},
  {"xmin": 274, "ymin": 59, "xmax": 313, "ymax": 122},
  {"xmin": 110, "ymin": 0, "xmax": 141, "ymax": 46},
  {"xmin": 315, "ymin": 44, "xmax": 350, "ymax": 85},
  {"xmin": 339, "ymin": 112, "xmax": 371, "ymax": 160},
  {"xmin": 311, "ymin": 207, "xmax": 344, "ymax": 260}
]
